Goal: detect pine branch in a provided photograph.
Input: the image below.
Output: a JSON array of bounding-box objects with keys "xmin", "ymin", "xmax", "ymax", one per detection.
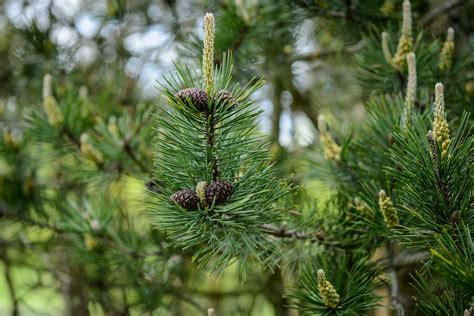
[
  {"xmin": 260, "ymin": 223, "xmax": 325, "ymax": 242},
  {"xmin": 378, "ymin": 250, "xmax": 430, "ymax": 268},
  {"xmin": 386, "ymin": 241, "xmax": 405, "ymax": 316},
  {"xmin": 0, "ymin": 203, "xmax": 161, "ymax": 259}
]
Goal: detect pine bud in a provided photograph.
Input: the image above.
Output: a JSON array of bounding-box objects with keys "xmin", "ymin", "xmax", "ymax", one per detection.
[
  {"xmin": 43, "ymin": 74, "xmax": 53, "ymax": 100},
  {"xmin": 205, "ymin": 180, "xmax": 233, "ymax": 206},
  {"xmin": 317, "ymin": 269, "xmax": 340, "ymax": 309},
  {"xmin": 3, "ymin": 129, "xmax": 20, "ymax": 150},
  {"xmin": 43, "ymin": 96, "xmax": 64, "ymax": 127},
  {"xmin": 203, "ymin": 13, "xmax": 215, "ymax": 94},
  {"xmin": 432, "ymin": 83, "xmax": 450, "ymax": 158},
  {"xmin": 401, "ymin": 52, "xmax": 416, "ymax": 129},
  {"xmin": 107, "ymin": 116, "xmax": 120, "ymax": 137},
  {"xmin": 426, "ymin": 131, "xmax": 439, "ymax": 172},
  {"xmin": 439, "ymin": 28, "xmax": 455, "ymax": 71},
  {"xmin": 80, "ymin": 133, "xmax": 104, "ymax": 165},
  {"xmin": 392, "ymin": 0, "xmax": 413, "ymax": 68},
  {"xmin": 318, "ymin": 115, "xmax": 342, "ymax": 162},
  {"xmin": 170, "ymin": 188, "xmax": 199, "ymax": 210},
  {"xmin": 208, "ymin": 308, "xmax": 215, "ymax": 316},
  {"xmin": 378, "ymin": 190, "xmax": 399, "ymax": 228},
  {"xmin": 42, "ymin": 74, "xmax": 63, "ymax": 126},
  {"xmin": 79, "ymin": 85, "xmax": 89, "ymax": 100},
  {"xmin": 84, "ymin": 234, "xmax": 99, "ymax": 251},
  {"xmin": 380, "ymin": 0, "xmax": 395, "ymax": 16},
  {"xmin": 196, "ymin": 181, "xmax": 208, "ymax": 206},
  {"xmin": 175, "ymin": 88, "xmax": 208, "ymax": 112}
]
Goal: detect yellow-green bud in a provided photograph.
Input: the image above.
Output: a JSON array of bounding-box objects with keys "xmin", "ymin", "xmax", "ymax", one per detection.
[
  {"xmin": 43, "ymin": 96, "xmax": 64, "ymax": 126},
  {"xmin": 432, "ymin": 83, "xmax": 450, "ymax": 158},
  {"xmin": 3, "ymin": 129, "xmax": 20, "ymax": 150},
  {"xmin": 392, "ymin": 1, "xmax": 413, "ymax": 68},
  {"xmin": 378, "ymin": 190, "xmax": 399, "ymax": 228},
  {"xmin": 439, "ymin": 28, "xmax": 455, "ymax": 71},
  {"xmin": 318, "ymin": 115, "xmax": 342, "ymax": 162},
  {"xmin": 80, "ymin": 133, "xmax": 103, "ymax": 164},
  {"xmin": 317, "ymin": 269, "xmax": 340, "ymax": 309},
  {"xmin": 107, "ymin": 116, "xmax": 119, "ymax": 137},
  {"xmin": 196, "ymin": 181, "xmax": 208, "ymax": 206},
  {"xmin": 380, "ymin": 0, "xmax": 395, "ymax": 16},
  {"xmin": 203, "ymin": 13, "xmax": 215, "ymax": 94},
  {"xmin": 401, "ymin": 52, "xmax": 416, "ymax": 129},
  {"xmin": 42, "ymin": 74, "xmax": 63, "ymax": 126}
]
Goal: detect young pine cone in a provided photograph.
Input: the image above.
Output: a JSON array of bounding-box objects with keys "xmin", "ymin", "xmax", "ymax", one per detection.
[
  {"xmin": 170, "ymin": 189, "xmax": 199, "ymax": 210},
  {"xmin": 215, "ymin": 90, "xmax": 236, "ymax": 109},
  {"xmin": 175, "ymin": 88, "xmax": 208, "ymax": 112},
  {"xmin": 205, "ymin": 180, "xmax": 233, "ymax": 205}
]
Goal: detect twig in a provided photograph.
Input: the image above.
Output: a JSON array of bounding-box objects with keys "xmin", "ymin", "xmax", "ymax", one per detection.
[
  {"xmin": 0, "ymin": 203, "xmax": 161, "ymax": 259},
  {"xmin": 260, "ymin": 223, "xmax": 325, "ymax": 241},
  {"xmin": 379, "ymin": 250, "xmax": 429, "ymax": 268},
  {"xmin": 420, "ymin": 0, "xmax": 460, "ymax": 26},
  {"xmin": 385, "ymin": 241, "xmax": 405, "ymax": 316}
]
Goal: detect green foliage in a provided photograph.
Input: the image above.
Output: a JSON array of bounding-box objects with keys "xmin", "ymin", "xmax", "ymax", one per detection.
[
  {"xmin": 149, "ymin": 53, "xmax": 291, "ymax": 277},
  {"xmin": 288, "ymin": 253, "xmax": 381, "ymax": 315}
]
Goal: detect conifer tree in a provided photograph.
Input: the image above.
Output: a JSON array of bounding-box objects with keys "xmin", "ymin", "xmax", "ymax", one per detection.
[{"xmin": 0, "ymin": 1, "xmax": 473, "ymax": 315}]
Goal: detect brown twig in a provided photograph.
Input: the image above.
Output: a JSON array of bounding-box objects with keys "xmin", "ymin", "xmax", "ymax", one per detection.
[
  {"xmin": 260, "ymin": 223, "xmax": 326, "ymax": 242},
  {"xmin": 385, "ymin": 240, "xmax": 405, "ymax": 315}
]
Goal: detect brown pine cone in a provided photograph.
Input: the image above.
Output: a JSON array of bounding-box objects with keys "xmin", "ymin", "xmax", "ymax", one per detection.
[
  {"xmin": 175, "ymin": 88, "xmax": 208, "ymax": 112},
  {"xmin": 170, "ymin": 189, "xmax": 199, "ymax": 210},
  {"xmin": 205, "ymin": 180, "xmax": 233, "ymax": 205},
  {"xmin": 215, "ymin": 90, "xmax": 236, "ymax": 109}
]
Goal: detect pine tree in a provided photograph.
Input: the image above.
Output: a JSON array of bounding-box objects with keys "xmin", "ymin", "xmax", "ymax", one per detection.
[{"xmin": 1, "ymin": 1, "xmax": 473, "ymax": 315}]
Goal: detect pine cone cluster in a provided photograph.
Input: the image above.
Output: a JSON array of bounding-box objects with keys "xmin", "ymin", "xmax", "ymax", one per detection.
[
  {"xmin": 175, "ymin": 88, "xmax": 208, "ymax": 112},
  {"xmin": 170, "ymin": 180, "xmax": 233, "ymax": 210},
  {"xmin": 174, "ymin": 88, "xmax": 237, "ymax": 113}
]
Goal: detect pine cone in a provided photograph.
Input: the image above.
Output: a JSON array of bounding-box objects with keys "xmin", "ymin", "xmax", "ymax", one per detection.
[
  {"xmin": 205, "ymin": 180, "xmax": 233, "ymax": 205},
  {"xmin": 175, "ymin": 88, "xmax": 208, "ymax": 112},
  {"xmin": 170, "ymin": 189, "xmax": 199, "ymax": 210},
  {"xmin": 215, "ymin": 90, "xmax": 236, "ymax": 109}
]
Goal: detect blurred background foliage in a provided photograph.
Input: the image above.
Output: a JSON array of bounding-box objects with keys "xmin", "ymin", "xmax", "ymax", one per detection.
[{"xmin": 0, "ymin": 0, "xmax": 473, "ymax": 315}]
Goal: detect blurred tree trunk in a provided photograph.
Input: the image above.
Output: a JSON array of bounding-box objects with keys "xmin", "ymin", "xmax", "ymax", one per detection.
[{"xmin": 271, "ymin": 80, "xmax": 283, "ymax": 145}]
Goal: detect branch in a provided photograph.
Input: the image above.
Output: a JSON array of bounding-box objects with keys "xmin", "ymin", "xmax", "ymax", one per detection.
[
  {"xmin": 420, "ymin": 0, "xmax": 461, "ymax": 26},
  {"xmin": 0, "ymin": 203, "xmax": 161, "ymax": 259},
  {"xmin": 292, "ymin": 40, "xmax": 365, "ymax": 62},
  {"xmin": 385, "ymin": 241, "xmax": 405, "ymax": 315},
  {"xmin": 260, "ymin": 223, "xmax": 326, "ymax": 242}
]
